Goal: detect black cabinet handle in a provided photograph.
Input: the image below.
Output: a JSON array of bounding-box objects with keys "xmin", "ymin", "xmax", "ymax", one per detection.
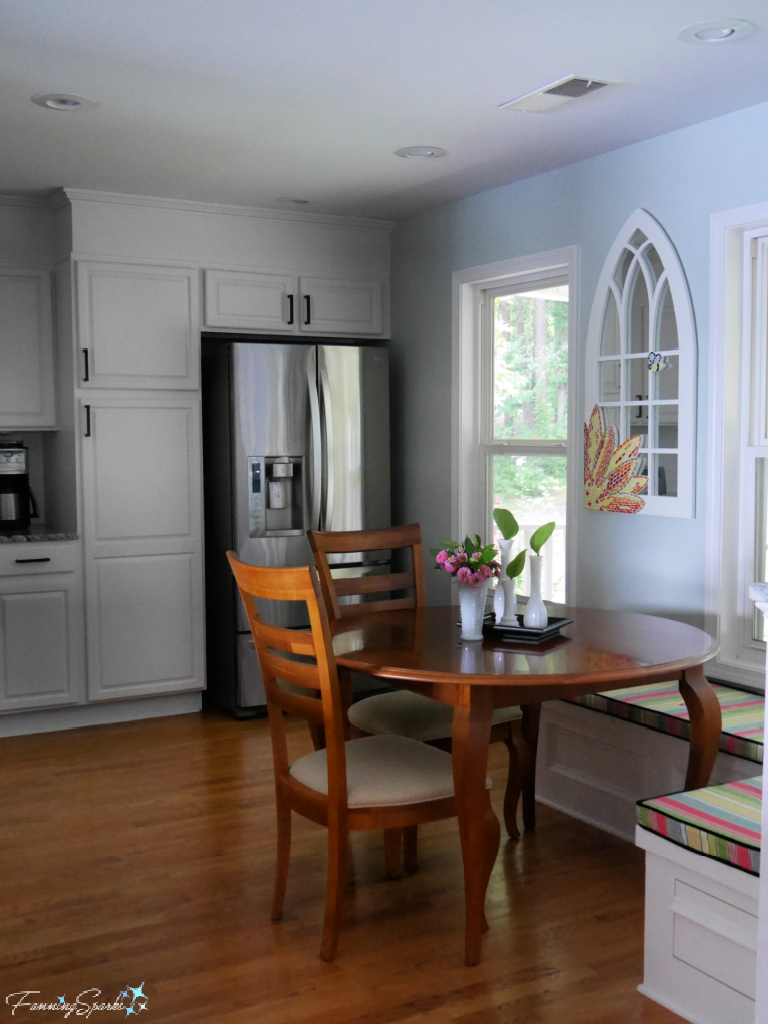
[
  {"xmin": 83, "ymin": 348, "xmax": 90, "ymax": 382},
  {"xmin": 304, "ymin": 295, "xmax": 311, "ymax": 325},
  {"xmin": 287, "ymin": 294, "xmax": 294, "ymax": 325},
  {"xmin": 85, "ymin": 405, "xmax": 91, "ymax": 437},
  {"xmin": 15, "ymin": 557, "xmax": 51, "ymax": 564}
]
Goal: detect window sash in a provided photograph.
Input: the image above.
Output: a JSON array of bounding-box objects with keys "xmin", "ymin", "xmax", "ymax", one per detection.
[{"xmin": 480, "ymin": 274, "xmax": 569, "ymax": 447}]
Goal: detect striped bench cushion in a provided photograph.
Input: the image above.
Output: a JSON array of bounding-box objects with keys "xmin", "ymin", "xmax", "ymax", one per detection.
[
  {"xmin": 567, "ymin": 682, "xmax": 764, "ymax": 763},
  {"xmin": 637, "ymin": 777, "xmax": 762, "ymax": 876}
]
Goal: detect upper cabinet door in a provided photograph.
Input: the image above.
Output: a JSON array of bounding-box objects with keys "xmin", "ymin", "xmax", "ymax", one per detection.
[
  {"xmin": 204, "ymin": 269, "xmax": 295, "ymax": 332},
  {"xmin": 0, "ymin": 267, "xmax": 56, "ymax": 429},
  {"xmin": 299, "ymin": 277, "xmax": 382, "ymax": 335},
  {"xmin": 77, "ymin": 261, "xmax": 199, "ymax": 389}
]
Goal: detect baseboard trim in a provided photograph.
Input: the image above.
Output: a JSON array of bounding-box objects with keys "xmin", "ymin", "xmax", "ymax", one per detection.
[
  {"xmin": 0, "ymin": 692, "xmax": 202, "ymax": 738},
  {"xmin": 637, "ymin": 983, "xmax": 712, "ymax": 1024}
]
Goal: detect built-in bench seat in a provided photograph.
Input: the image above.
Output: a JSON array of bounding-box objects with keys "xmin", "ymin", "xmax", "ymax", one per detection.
[
  {"xmin": 637, "ymin": 776, "xmax": 762, "ymax": 875},
  {"xmin": 634, "ymin": 777, "xmax": 761, "ymax": 1023},
  {"xmin": 566, "ymin": 681, "xmax": 764, "ymax": 764}
]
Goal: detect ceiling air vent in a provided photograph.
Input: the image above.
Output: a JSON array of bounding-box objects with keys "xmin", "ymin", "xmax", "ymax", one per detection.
[{"xmin": 499, "ymin": 75, "xmax": 611, "ymax": 113}]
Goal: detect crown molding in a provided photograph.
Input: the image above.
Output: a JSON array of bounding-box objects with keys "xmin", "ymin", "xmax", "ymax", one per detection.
[
  {"xmin": 0, "ymin": 194, "xmax": 52, "ymax": 211},
  {"xmin": 53, "ymin": 187, "xmax": 395, "ymax": 231}
]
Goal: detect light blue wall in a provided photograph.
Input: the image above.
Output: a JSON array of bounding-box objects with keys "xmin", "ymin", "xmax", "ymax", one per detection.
[{"xmin": 390, "ymin": 99, "xmax": 768, "ymax": 622}]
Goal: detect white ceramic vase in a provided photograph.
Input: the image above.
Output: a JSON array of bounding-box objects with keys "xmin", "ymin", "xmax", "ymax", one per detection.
[
  {"xmin": 499, "ymin": 577, "xmax": 519, "ymax": 625},
  {"xmin": 493, "ymin": 538, "xmax": 515, "ymax": 621},
  {"xmin": 523, "ymin": 553, "xmax": 548, "ymax": 628},
  {"xmin": 458, "ymin": 578, "xmax": 491, "ymax": 641},
  {"xmin": 493, "ymin": 580, "xmax": 505, "ymax": 621}
]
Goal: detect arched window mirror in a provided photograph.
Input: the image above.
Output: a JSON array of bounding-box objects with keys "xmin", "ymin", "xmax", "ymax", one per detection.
[{"xmin": 584, "ymin": 209, "xmax": 697, "ymax": 517}]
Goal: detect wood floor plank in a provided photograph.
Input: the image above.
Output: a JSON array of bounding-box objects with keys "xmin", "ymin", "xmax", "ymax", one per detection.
[{"xmin": 0, "ymin": 709, "xmax": 684, "ymax": 1022}]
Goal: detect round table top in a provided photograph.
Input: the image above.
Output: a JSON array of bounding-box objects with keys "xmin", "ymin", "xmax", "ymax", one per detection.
[{"xmin": 331, "ymin": 605, "xmax": 718, "ymax": 695}]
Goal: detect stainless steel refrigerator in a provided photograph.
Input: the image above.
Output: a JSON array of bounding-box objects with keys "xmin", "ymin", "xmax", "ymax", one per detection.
[{"xmin": 201, "ymin": 337, "xmax": 390, "ymax": 716}]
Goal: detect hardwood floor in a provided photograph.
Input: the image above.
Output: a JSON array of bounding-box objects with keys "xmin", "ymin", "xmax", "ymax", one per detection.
[{"xmin": 0, "ymin": 708, "xmax": 685, "ymax": 1023}]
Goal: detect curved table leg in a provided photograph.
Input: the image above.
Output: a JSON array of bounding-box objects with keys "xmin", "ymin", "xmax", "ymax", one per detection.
[
  {"xmin": 679, "ymin": 665, "xmax": 722, "ymax": 790},
  {"xmin": 520, "ymin": 703, "xmax": 541, "ymax": 831},
  {"xmin": 452, "ymin": 683, "xmax": 500, "ymax": 966}
]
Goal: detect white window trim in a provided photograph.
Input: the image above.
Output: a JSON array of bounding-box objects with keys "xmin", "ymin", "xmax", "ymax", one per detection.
[
  {"xmin": 706, "ymin": 201, "xmax": 768, "ymax": 690},
  {"xmin": 584, "ymin": 208, "xmax": 697, "ymax": 518},
  {"xmin": 452, "ymin": 247, "xmax": 579, "ymax": 605}
]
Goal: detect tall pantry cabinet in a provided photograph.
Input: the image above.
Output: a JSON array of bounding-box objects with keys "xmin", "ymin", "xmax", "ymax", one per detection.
[{"xmin": 72, "ymin": 259, "xmax": 205, "ymax": 701}]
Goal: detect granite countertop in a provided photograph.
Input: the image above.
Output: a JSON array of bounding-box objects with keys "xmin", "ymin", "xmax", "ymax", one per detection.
[{"xmin": 0, "ymin": 528, "xmax": 78, "ymax": 543}]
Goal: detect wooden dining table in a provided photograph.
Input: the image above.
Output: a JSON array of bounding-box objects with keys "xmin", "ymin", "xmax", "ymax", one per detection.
[{"xmin": 331, "ymin": 604, "xmax": 720, "ymax": 966}]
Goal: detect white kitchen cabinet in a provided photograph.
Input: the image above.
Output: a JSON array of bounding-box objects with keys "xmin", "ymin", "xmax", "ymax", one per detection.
[
  {"xmin": 202, "ymin": 269, "xmax": 383, "ymax": 336},
  {"xmin": 0, "ymin": 543, "xmax": 84, "ymax": 711},
  {"xmin": 299, "ymin": 276, "xmax": 381, "ymax": 335},
  {"xmin": 79, "ymin": 395, "xmax": 205, "ymax": 700},
  {"xmin": 76, "ymin": 261, "xmax": 199, "ymax": 389},
  {"xmin": 0, "ymin": 267, "xmax": 56, "ymax": 428},
  {"xmin": 204, "ymin": 269, "xmax": 295, "ymax": 332}
]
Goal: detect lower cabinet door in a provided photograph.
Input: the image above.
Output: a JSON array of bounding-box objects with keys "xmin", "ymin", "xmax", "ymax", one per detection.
[
  {"xmin": 80, "ymin": 394, "xmax": 205, "ymax": 700},
  {"xmin": 86, "ymin": 553, "xmax": 200, "ymax": 698},
  {"xmin": 0, "ymin": 578, "xmax": 83, "ymax": 711}
]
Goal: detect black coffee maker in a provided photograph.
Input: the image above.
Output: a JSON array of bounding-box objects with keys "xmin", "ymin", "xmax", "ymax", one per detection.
[{"xmin": 0, "ymin": 441, "xmax": 39, "ymax": 532}]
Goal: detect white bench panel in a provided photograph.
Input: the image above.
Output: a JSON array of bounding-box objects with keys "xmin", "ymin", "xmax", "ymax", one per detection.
[
  {"xmin": 537, "ymin": 700, "xmax": 758, "ymax": 843},
  {"xmin": 636, "ymin": 827, "xmax": 758, "ymax": 1024}
]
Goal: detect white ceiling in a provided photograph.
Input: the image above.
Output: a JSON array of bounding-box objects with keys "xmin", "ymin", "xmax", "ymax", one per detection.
[{"xmin": 1, "ymin": 0, "xmax": 767, "ymax": 221}]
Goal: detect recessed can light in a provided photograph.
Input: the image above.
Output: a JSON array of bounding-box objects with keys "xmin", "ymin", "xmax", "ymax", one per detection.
[
  {"xmin": 678, "ymin": 19, "xmax": 753, "ymax": 44},
  {"xmin": 395, "ymin": 146, "xmax": 446, "ymax": 159},
  {"xmin": 31, "ymin": 93, "xmax": 97, "ymax": 111},
  {"xmin": 275, "ymin": 197, "xmax": 310, "ymax": 205}
]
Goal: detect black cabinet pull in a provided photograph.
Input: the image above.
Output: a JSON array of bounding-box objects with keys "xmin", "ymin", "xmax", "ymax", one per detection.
[
  {"xmin": 15, "ymin": 557, "xmax": 51, "ymax": 564},
  {"xmin": 83, "ymin": 348, "xmax": 90, "ymax": 382},
  {"xmin": 304, "ymin": 295, "xmax": 311, "ymax": 325},
  {"xmin": 85, "ymin": 405, "xmax": 91, "ymax": 437},
  {"xmin": 287, "ymin": 294, "xmax": 294, "ymax": 325}
]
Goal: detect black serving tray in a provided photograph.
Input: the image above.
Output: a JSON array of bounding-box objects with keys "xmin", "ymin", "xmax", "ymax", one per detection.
[
  {"xmin": 455, "ymin": 612, "xmax": 573, "ymax": 643},
  {"xmin": 483, "ymin": 613, "xmax": 573, "ymax": 643}
]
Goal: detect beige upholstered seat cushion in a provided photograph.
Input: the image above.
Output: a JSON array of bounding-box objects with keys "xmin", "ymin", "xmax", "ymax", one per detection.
[
  {"xmin": 347, "ymin": 689, "xmax": 522, "ymax": 742},
  {"xmin": 289, "ymin": 735, "xmax": 455, "ymax": 808}
]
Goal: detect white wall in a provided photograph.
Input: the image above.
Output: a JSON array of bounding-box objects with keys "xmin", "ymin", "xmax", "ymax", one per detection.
[
  {"xmin": 0, "ymin": 198, "xmax": 54, "ymax": 266},
  {"xmin": 389, "ymin": 98, "xmax": 768, "ymax": 617}
]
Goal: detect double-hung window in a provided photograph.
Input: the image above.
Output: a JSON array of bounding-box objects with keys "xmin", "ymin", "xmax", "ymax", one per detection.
[
  {"xmin": 709, "ymin": 206, "xmax": 768, "ymax": 690},
  {"xmin": 453, "ymin": 249, "xmax": 578, "ymax": 604}
]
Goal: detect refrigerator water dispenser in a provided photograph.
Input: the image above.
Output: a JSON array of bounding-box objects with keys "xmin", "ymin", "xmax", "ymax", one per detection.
[{"xmin": 248, "ymin": 455, "xmax": 304, "ymax": 537}]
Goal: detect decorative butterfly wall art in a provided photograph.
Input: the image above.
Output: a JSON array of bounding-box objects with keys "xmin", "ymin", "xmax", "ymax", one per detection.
[{"xmin": 648, "ymin": 351, "xmax": 669, "ymax": 372}]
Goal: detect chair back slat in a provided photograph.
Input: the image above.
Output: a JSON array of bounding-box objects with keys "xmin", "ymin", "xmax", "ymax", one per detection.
[
  {"xmin": 337, "ymin": 595, "xmax": 416, "ymax": 618},
  {"xmin": 260, "ymin": 649, "xmax": 321, "ymax": 692},
  {"xmin": 257, "ymin": 619, "xmax": 316, "ymax": 657},
  {"xmin": 267, "ymin": 681, "xmax": 325, "ymax": 724},
  {"xmin": 309, "ymin": 524, "xmax": 426, "ymax": 622},
  {"xmin": 333, "ymin": 570, "xmax": 415, "ymax": 598},
  {"xmin": 227, "ymin": 552, "xmax": 348, "ymax": 811}
]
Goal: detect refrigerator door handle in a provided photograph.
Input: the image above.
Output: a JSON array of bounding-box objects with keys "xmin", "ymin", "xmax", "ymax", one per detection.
[
  {"xmin": 308, "ymin": 355, "xmax": 323, "ymax": 531},
  {"xmin": 320, "ymin": 367, "xmax": 334, "ymax": 530}
]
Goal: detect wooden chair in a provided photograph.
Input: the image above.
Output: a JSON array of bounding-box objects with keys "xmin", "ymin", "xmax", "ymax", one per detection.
[
  {"xmin": 227, "ymin": 552, "xmax": 459, "ymax": 962},
  {"xmin": 308, "ymin": 524, "xmax": 534, "ymax": 855}
]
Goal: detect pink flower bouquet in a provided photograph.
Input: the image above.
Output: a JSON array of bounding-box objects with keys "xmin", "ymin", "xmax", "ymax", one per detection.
[{"xmin": 431, "ymin": 535, "xmax": 501, "ymax": 588}]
